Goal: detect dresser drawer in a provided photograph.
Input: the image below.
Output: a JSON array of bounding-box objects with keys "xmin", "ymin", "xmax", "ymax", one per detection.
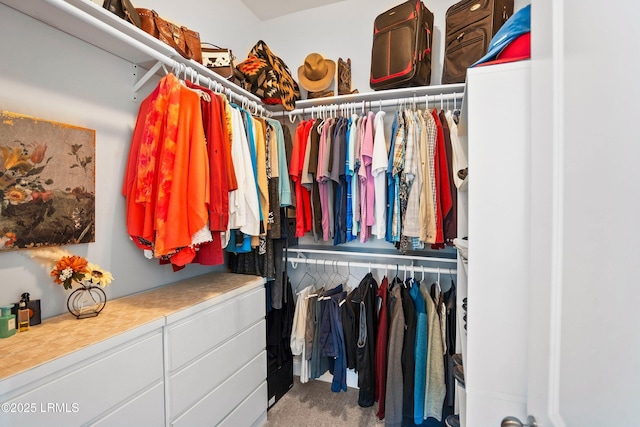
[
  {"xmin": 218, "ymin": 381, "xmax": 268, "ymax": 427},
  {"xmin": 171, "ymin": 351, "xmax": 266, "ymax": 427},
  {"xmin": 165, "ymin": 286, "xmax": 265, "ymax": 372},
  {"xmin": 91, "ymin": 382, "xmax": 164, "ymax": 427},
  {"xmin": 0, "ymin": 330, "xmax": 163, "ymax": 427},
  {"xmin": 167, "ymin": 320, "xmax": 266, "ymax": 419}
]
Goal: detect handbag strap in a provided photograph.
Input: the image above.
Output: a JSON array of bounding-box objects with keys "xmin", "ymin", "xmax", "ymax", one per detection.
[{"xmin": 202, "ymin": 42, "xmax": 224, "ymax": 49}]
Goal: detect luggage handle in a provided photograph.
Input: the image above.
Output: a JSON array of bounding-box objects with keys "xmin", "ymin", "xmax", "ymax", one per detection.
[{"xmin": 419, "ymin": 25, "xmax": 431, "ymax": 61}]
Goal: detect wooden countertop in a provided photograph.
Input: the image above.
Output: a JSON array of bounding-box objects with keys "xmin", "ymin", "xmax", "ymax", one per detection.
[{"xmin": 0, "ymin": 272, "xmax": 265, "ymax": 381}]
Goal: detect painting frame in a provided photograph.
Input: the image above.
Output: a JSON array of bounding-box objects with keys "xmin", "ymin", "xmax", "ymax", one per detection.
[{"xmin": 0, "ymin": 111, "xmax": 96, "ymax": 252}]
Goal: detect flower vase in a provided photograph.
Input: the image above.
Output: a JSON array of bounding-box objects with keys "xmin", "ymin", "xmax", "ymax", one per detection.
[{"xmin": 67, "ymin": 283, "xmax": 107, "ymax": 319}]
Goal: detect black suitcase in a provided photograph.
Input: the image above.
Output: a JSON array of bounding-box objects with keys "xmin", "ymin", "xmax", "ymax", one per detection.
[
  {"xmin": 442, "ymin": 0, "xmax": 514, "ymax": 84},
  {"xmin": 370, "ymin": 0, "xmax": 434, "ymax": 90}
]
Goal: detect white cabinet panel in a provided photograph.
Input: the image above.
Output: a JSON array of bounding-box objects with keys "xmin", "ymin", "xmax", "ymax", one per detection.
[
  {"xmin": 166, "ymin": 287, "xmax": 265, "ymax": 372},
  {"xmin": 91, "ymin": 382, "xmax": 164, "ymax": 427},
  {"xmin": 0, "ymin": 331, "xmax": 163, "ymax": 427},
  {"xmin": 465, "ymin": 61, "xmax": 531, "ymax": 426},
  {"xmin": 172, "ymin": 351, "xmax": 266, "ymax": 427},
  {"xmin": 218, "ymin": 381, "xmax": 268, "ymax": 427},
  {"xmin": 167, "ymin": 320, "xmax": 266, "ymax": 419}
]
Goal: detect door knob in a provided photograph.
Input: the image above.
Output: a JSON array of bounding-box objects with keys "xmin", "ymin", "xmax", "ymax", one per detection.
[{"xmin": 501, "ymin": 415, "xmax": 538, "ymax": 427}]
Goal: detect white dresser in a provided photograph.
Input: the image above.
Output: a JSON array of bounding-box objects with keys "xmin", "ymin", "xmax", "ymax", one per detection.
[{"xmin": 0, "ymin": 272, "xmax": 267, "ymax": 427}]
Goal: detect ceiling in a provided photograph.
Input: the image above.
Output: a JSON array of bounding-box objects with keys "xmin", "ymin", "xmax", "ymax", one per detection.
[{"xmin": 239, "ymin": 0, "xmax": 346, "ymax": 21}]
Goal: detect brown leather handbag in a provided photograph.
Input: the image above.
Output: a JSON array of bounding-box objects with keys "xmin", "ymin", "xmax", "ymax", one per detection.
[{"xmin": 136, "ymin": 8, "xmax": 202, "ymax": 64}]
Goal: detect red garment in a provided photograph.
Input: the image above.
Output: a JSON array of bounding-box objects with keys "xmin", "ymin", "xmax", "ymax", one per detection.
[
  {"xmin": 374, "ymin": 276, "xmax": 390, "ymax": 419},
  {"xmin": 186, "ymin": 81, "xmax": 230, "ymax": 232},
  {"xmin": 122, "ymin": 83, "xmax": 165, "ymax": 249},
  {"xmin": 440, "ymin": 109, "xmax": 457, "ymax": 246},
  {"xmin": 123, "ymin": 74, "xmax": 210, "ymax": 262},
  {"xmin": 184, "ymin": 82, "xmax": 228, "ymax": 266},
  {"xmin": 219, "ymin": 96, "xmax": 238, "ymax": 192},
  {"xmin": 155, "ymin": 82, "xmax": 210, "ymax": 258},
  {"xmin": 290, "ymin": 120, "xmax": 313, "ymax": 237},
  {"xmin": 430, "ymin": 110, "xmax": 453, "ymax": 247}
]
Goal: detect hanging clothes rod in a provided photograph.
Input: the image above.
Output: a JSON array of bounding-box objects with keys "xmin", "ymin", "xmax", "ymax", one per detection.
[
  {"xmin": 277, "ymin": 83, "xmax": 465, "ymax": 118},
  {"xmin": 133, "ymin": 60, "xmax": 273, "ymax": 117},
  {"xmin": 287, "ymin": 247, "xmax": 456, "ymax": 265},
  {"xmin": 287, "ymin": 256, "xmax": 457, "ymax": 276}
]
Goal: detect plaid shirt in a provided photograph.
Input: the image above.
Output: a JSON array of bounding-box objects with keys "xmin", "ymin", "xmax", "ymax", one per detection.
[
  {"xmin": 392, "ymin": 112, "xmax": 405, "ymax": 176},
  {"xmin": 420, "ymin": 110, "xmax": 437, "ymax": 243}
]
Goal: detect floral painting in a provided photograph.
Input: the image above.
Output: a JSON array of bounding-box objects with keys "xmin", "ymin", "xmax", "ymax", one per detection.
[{"xmin": 0, "ymin": 111, "xmax": 95, "ymax": 252}]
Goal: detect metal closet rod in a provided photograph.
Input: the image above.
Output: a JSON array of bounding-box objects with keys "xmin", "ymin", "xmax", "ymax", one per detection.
[
  {"xmin": 287, "ymin": 247, "xmax": 456, "ymax": 264},
  {"xmin": 133, "ymin": 60, "xmax": 272, "ymax": 117},
  {"xmin": 277, "ymin": 83, "xmax": 466, "ymax": 118},
  {"xmin": 287, "ymin": 256, "xmax": 457, "ymax": 276}
]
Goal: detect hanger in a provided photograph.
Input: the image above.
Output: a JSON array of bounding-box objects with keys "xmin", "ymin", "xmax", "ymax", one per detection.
[
  {"xmin": 320, "ymin": 259, "xmax": 331, "ymax": 285},
  {"xmin": 295, "ymin": 262, "xmax": 315, "ymax": 294},
  {"xmin": 335, "ymin": 260, "xmax": 348, "ymax": 286},
  {"xmin": 421, "ymin": 265, "xmax": 425, "ymax": 282},
  {"xmin": 345, "ymin": 261, "xmax": 355, "ymax": 288}
]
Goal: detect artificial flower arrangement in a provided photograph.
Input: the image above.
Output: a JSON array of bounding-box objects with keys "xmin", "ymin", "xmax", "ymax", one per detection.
[{"xmin": 29, "ymin": 247, "xmax": 114, "ymax": 290}]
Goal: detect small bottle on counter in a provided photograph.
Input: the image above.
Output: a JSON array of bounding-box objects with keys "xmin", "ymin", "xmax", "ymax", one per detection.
[
  {"xmin": 17, "ymin": 300, "xmax": 30, "ymax": 332},
  {"xmin": 0, "ymin": 305, "xmax": 16, "ymax": 338}
]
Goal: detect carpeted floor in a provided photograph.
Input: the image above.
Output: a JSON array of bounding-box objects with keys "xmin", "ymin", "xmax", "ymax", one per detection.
[{"xmin": 266, "ymin": 376, "xmax": 385, "ymax": 427}]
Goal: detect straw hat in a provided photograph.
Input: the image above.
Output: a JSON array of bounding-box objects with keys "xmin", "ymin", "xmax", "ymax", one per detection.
[{"xmin": 297, "ymin": 53, "xmax": 336, "ymax": 92}]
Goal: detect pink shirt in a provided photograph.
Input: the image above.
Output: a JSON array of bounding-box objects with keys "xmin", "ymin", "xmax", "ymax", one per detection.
[
  {"xmin": 316, "ymin": 119, "xmax": 332, "ymax": 241},
  {"xmin": 359, "ymin": 111, "xmax": 376, "ymax": 242}
]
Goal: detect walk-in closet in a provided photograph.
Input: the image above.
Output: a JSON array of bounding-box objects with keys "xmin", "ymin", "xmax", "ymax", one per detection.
[{"xmin": 0, "ymin": 1, "xmax": 638, "ymax": 427}]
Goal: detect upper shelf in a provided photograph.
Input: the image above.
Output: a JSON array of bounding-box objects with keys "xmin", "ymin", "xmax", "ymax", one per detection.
[
  {"xmin": 1, "ymin": 0, "xmax": 467, "ymax": 114},
  {"xmin": 0, "ymin": 0, "xmax": 263, "ymax": 103}
]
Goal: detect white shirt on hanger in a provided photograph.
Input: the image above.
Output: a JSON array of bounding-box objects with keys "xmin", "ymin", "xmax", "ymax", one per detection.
[{"xmin": 371, "ymin": 110, "xmax": 388, "ymax": 238}]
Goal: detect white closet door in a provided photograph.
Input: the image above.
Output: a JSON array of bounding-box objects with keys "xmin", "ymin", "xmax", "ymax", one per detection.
[{"xmin": 527, "ymin": 1, "xmax": 640, "ymax": 426}]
